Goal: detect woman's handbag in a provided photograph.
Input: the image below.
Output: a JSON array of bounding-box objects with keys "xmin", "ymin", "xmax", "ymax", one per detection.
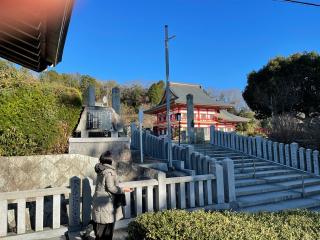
[{"xmin": 114, "ymin": 193, "xmax": 126, "ymax": 208}]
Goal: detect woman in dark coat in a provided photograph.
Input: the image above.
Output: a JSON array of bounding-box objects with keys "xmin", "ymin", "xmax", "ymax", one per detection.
[{"xmin": 92, "ymin": 151, "xmax": 131, "ymax": 240}]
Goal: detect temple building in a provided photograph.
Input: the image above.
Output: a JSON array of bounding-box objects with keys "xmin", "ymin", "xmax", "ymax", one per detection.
[{"xmin": 145, "ymin": 82, "xmax": 249, "ymax": 140}]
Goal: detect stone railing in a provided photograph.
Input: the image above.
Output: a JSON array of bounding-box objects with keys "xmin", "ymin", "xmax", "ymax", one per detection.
[
  {"xmin": 0, "ymin": 186, "xmax": 71, "ymax": 238},
  {"xmin": 210, "ymin": 126, "xmax": 320, "ymax": 176},
  {"xmin": 67, "ymin": 168, "xmax": 227, "ymax": 233},
  {"xmin": 131, "ymin": 128, "xmax": 236, "ymax": 203}
]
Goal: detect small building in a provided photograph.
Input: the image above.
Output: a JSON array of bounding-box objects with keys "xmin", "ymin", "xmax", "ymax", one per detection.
[{"xmin": 145, "ymin": 82, "xmax": 249, "ymax": 140}]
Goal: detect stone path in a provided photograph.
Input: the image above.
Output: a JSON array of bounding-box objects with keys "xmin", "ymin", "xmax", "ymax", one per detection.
[
  {"xmin": 48, "ymin": 229, "xmax": 128, "ymax": 240},
  {"xmin": 194, "ymin": 144, "xmax": 320, "ymax": 212}
]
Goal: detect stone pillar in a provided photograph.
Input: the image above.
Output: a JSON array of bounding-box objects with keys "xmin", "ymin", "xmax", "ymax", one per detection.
[
  {"xmin": 209, "ymin": 162, "xmax": 225, "ymax": 204},
  {"xmin": 69, "ymin": 177, "xmax": 81, "ymax": 232},
  {"xmin": 285, "ymin": 144, "xmax": 290, "ymax": 166},
  {"xmin": 210, "ymin": 125, "xmax": 215, "ymax": 145},
  {"xmin": 313, "ymin": 150, "xmax": 319, "ymax": 175},
  {"xmin": 222, "ymin": 158, "xmax": 236, "ymax": 203},
  {"xmin": 273, "ymin": 142, "xmax": 279, "ymax": 163},
  {"xmin": 252, "ymin": 137, "xmax": 256, "ymax": 156},
  {"xmin": 290, "ymin": 143, "xmax": 298, "ymax": 169},
  {"xmin": 88, "ymin": 85, "xmax": 95, "ymax": 107},
  {"xmin": 112, "ymin": 87, "xmax": 121, "ymax": 114},
  {"xmin": 267, "ymin": 140, "xmax": 273, "ymax": 161},
  {"xmin": 299, "ymin": 147, "xmax": 305, "ymax": 171},
  {"xmin": 231, "ymin": 133, "xmax": 236, "ymax": 149},
  {"xmin": 187, "ymin": 94, "xmax": 195, "ymax": 144},
  {"xmin": 185, "ymin": 145, "xmax": 194, "ymax": 169},
  {"xmin": 248, "ymin": 137, "xmax": 253, "ymax": 155},
  {"xmin": 279, "ymin": 143, "xmax": 284, "ymax": 164},
  {"xmin": 306, "ymin": 149, "xmax": 312, "ymax": 173},
  {"xmin": 262, "ymin": 139, "xmax": 268, "ymax": 159},
  {"xmin": 256, "ymin": 137, "xmax": 262, "ymax": 158},
  {"xmin": 82, "ymin": 177, "xmax": 93, "ymax": 227},
  {"xmin": 243, "ymin": 137, "xmax": 248, "ymax": 154},
  {"xmin": 156, "ymin": 172, "xmax": 167, "ymax": 210}
]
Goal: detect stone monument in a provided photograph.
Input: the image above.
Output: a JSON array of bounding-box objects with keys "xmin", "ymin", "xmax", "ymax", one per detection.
[{"xmin": 187, "ymin": 94, "xmax": 195, "ymax": 144}]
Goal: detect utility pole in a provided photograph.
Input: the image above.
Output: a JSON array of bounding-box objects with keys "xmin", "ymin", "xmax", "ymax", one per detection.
[{"xmin": 165, "ymin": 25, "xmax": 175, "ymax": 168}]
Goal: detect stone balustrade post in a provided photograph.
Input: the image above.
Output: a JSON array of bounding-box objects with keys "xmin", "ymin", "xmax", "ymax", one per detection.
[
  {"xmin": 222, "ymin": 158, "xmax": 236, "ymax": 202},
  {"xmin": 156, "ymin": 172, "xmax": 167, "ymax": 211},
  {"xmin": 306, "ymin": 149, "xmax": 312, "ymax": 173},
  {"xmin": 279, "ymin": 143, "xmax": 284, "ymax": 164},
  {"xmin": 209, "ymin": 162, "xmax": 225, "ymax": 204},
  {"xmin": 256, "ymin": 136, "xmax": 262, "ymax": 158},
  {"xmin": 299, "ymin": 147, "xmax": 305, "ymax": 171},
  {"xmin": 210, "ymin": 125, "xmax": 215, "ymax": 145},
  {"xmin": 82, "ymin": 177, "xmax": 94, "ymax": 227},
  {"xmin": 248, "ymin": 137, "xmax": 253, "ymax": 155},
  {"xmin": 267, "ymin": 140, "xmax": 273, "ymax": 161},
  {"xmin": 262, "ymin": 139, "xmax": 268, "ymax": 159},
  {"xmin": 273, "ymin": 142, "xmax": 279, "ymax": 163},
  {"xmin": 285, "ymin": 144, "xmax": 290, "ymax": 166},
  {"xmin": 313, "ymin": 150, "xmax": 319, "ymax": 175},
  {"xmin": 290, "ymin": 143, "xmax": 298, "ymax": 169},
  {"xmin": 69, "ymin": 176, "xmax": 81, "ymax": 232},
  {"xmin": 185, "ymin": 145, "xmax": 194, "ymax": 169}
]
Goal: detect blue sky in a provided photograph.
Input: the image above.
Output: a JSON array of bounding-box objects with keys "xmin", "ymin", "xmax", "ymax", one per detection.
[{"xmin": 55, "ymin": 0, "xmax": 320, "ymax": 90}]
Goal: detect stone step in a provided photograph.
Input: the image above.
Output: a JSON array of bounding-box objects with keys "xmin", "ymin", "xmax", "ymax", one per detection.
[
  {"xmin": 236, "ymin": 178, "xmax": 320, "ymax": 196},
  {"xmin": 214, "ymin": 157, "xmax": 259, "ymax": 162},
  {"xmin": 237, "ymin": 190, "xmax": 302, "ymax": 208},
  {"xmin": 238, "ymin": 185, "xmax": 320, "ymax": 208},
  {"xmin": 234, "ymin": 162, "xmax": 272, "ymax": 169},
  {"xmin": 235, "ymin": 173, "xmax": 308, "ymax": 187},
  {"xmin": 240, "ymin": 196, "xmax": 320, "ymax": 212},
  {"xmin": 234, "ymin": 165, "xmax": 283, "ymax": 174},
  {"xmin": 235, "ymin": 169, "xmax": 297, "ymax": 180}
]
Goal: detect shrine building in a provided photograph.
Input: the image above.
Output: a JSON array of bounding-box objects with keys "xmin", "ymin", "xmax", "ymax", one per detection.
[{"xmin": 145, "ymin": 82, "xmax": 249, "ymax": 140}]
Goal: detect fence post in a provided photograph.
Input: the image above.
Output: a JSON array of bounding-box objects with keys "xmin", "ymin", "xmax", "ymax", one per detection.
[
  {"xmin": 185, "ymin": 145, "xmax": 194, "ymax": 169},
  {"xmin": 69, "ymin": 176, "xmax": 81, "ymax": 232},
  {"xmin": 273, "ymin": 142, "xmax": 279, "ymax": 163},
  {"xmin": 222, "ymin": 158, "xmax": 236, "ymax": 202},
  {"xmin": 285, "ymin": 144, "xmax": 290, "ymax": 167},
  {"xmin": 156, "ymin": 172, "xmax": 167, "ymax": 211},
  {"xmin": 243, "ymin": 136, "xmax": 248, "ymax": 154},
  {"xmin": 299, "ymin": 147, "xmax": 305, "ymax": 171},
  {"xmin": 256, "ymin": 136, "xmax": 262, "ymax": 158},
  {"xmin": 306, "ymin": 149, "xmax": 312, "ymax": 173},
  {"xmin": 262, "ymin": 139, "xmax": 268, "ymax": 159},
  {"xmin": 290, "ymin": 143, "xmax": 299, "ymax": 169},
  {"xmin": 313, "ymin": 150, "xmax": 319, "ymax": 175},
  {"xmin": 279, "ymin": 143, "xmax": 284, "ymax": 164},
  {"xmin": 267, "ymin": 140, "xmax": 273, "ymax": 161},
  {"xmin": 82, "ymin": 177, "xmax": 94, "ymax": 227},
  {"xmin": 248, "ymin": 137, "xmax": 253, "ymax": 155},
  {"xmin": 210, "ymin": 125, "xmax": 215, "ymax": 145},
  {"xmin": 209, "ymin": 162, "xmax": 225, "ymax": 204},
  {"xmin": 0, "ymin": 200, "xmax": 7, "ymax": 237}
]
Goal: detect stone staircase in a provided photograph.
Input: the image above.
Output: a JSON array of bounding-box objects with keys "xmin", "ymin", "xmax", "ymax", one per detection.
[{"xmin": 194, "ymin": 144, "xmax": 320, "ymax": 212}]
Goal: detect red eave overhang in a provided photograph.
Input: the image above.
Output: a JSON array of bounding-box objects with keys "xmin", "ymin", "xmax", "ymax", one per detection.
[{"xmin": 144, "ymin": 102, "xmax": 233, "ymax": 115}]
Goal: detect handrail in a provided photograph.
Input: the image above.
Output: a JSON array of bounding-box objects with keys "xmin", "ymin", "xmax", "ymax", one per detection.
[
  {"xmin": 163, "ymin": 174, "xmax": 216, "ymax": 184},
  {"xmin": 0, "ymin": 186, "xmax": 70, "ymax": 201},
  {"xmin": 118, "ymin": 179, "xmax": 158, "ymax": 188}
]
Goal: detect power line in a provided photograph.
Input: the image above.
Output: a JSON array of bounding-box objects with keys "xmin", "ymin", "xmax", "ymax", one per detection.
[{"xmin": 276, "ymin": 0, "xmax": 320, "ymax": 7}]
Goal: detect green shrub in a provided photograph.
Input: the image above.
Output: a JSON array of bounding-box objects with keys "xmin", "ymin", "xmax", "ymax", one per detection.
[
  {"xmin": 128, "ymin": 209, "xmax": 320, "ymax": 240},
  {"xmin": 0, "ymin": 79, "xmax": 82, "ymax": 156}
]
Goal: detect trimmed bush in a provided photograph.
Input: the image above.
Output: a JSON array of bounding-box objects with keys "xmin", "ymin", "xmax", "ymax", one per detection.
[
  {"xmin": 0, "ymin": 78, "xmax": 82, "ymax": 156},
  {"xmin": 128, "ymin": 209, "xmax": 320, "ymax": 240}
]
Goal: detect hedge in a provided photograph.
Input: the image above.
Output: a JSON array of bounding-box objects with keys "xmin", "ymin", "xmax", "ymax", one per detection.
[
  {"xmin": 128, "ymin": 209, "xmax": 320, "ymax": 240},
  {"xmin": 0, "ymin": 78, "xmax": 82, "ymax": 156}
]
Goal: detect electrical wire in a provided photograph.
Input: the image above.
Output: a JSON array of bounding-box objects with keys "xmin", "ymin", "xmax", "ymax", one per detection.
[{"xmin": 276, "ymin": 0, "xmax": 320, "ymax": 7}]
